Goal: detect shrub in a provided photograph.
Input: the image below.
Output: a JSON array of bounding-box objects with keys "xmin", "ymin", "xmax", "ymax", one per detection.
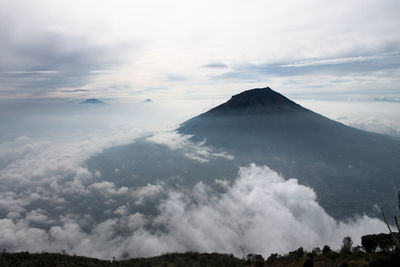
[
  {"xmin": 322, "ymin": 245, "xmax": 331, "ymax": 255},
  {"xmin": 340, "ymin": 236, "xmax": 353, "ymax": 254},
  {"xmin": 312, "ymin": 247, "xmax": 321, "ymax": 256},
  {"xmin": 289, "ymin": 247, "xmax": 305, "ymax": 258},
  {"xmin": 361, "ymin": 234, "xmax": 378, "ymax": 253},
  {"xmin": 266, "ymin": 253, "xmax": 278, "ymax": 264}
]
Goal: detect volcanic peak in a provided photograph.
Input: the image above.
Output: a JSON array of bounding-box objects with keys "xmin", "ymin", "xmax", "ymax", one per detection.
[{"xmin": 203, "ymin": 87, "xmax": 304, "ymax": 116}]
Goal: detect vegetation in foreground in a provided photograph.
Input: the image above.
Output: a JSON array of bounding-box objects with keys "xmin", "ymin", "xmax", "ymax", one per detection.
[{"xmin": 1, "ymin": 234, "xmax": 400, "ymax": 267}]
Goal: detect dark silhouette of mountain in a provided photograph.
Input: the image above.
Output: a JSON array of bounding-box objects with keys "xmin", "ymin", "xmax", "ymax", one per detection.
[
  {"xmin": 178, "ymin": 87, "xmax": 400, "ymax": 218},
  {"xmin": 80, "ymin": 98, "xmax": 106, "ymax": 105},
  {"xmin": 143, "ymin": 98, "xmax": 153, "ymax": 103},
  {"xmin": 202, "ymin": 87, "xmax": 303, "ymax": 116}
]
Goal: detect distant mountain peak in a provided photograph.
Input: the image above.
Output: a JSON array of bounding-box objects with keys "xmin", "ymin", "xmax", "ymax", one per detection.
[
  {"xmin": 203, "ymin": 87, "xmax": 304, "ymax": 116},
  {"xmin": 80, "ymin": 98, "xmax": 106, "ymax": 105}
]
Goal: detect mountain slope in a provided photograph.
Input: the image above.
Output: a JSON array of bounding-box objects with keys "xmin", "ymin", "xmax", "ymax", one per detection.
[{"xmin": 178, "ymin": 87, "xmax": 400, "ymax": 218}]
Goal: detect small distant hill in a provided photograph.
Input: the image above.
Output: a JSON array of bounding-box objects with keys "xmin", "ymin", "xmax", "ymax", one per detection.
[
  {"xmin": 143, "ymin": 98, "xmax": 153, "ymax": 103},
  {"xmin": 80, "ymin": 98, "xmax": 106, "ymax": 105}
]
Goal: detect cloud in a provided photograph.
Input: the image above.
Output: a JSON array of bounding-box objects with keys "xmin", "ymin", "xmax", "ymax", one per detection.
[
  {"xmin": 25, "ymin": 209, "xmax": 50, "ymax": 225},
  {"xmin": 373, "ymin": 96, "xmax": 400, "ymax": 103},
  {"xmin": 133, "ymin": 183, "xmax": 166, "ymax": 205},
  {"xmin": 217, "ymin": 51, "xmax": 400, "ymax": 81},
  {"xmin": 131, "ymin": 164, "xmax": 386, "ymax": 257},
  {"xmin": 3, "ymin": 71, "xmax": 59, "ymax": 75},
  {"xmin": 166, "ymin": 74, "xmax": 188, "ymax": 82},
  {"xmin": 0, "ymin": 0, "xmax": 399, "ymax": 99},
  {"xmin": 0, "ymin": 164, "xmax": 388, "ymax": 259},
  {"xmin": 202, "ymin": 63, "xmax": 228, "ymax": 68},
  {"xmin": 58, "ymin": 89, "xmax": 92, "ymax": 93},
  {"xmin": 147, "ymin": 131, "xmax": 234, "ymax": 162},
  {"xmin": 335, "ymin": 115, "xmax": 400, "ymax": 137},
  {"xmin": 0, "ymin": 12, "xmax": 133, "ymax": 97},
  {"xmin": 88, "ymin": 182, "xmax": 129, "ymax": 196}
]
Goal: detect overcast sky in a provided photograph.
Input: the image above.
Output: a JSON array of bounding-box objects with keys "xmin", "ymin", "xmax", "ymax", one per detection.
[{"xmin": 0, "ymin": 0, "xmax": 399, "ymax": 101}]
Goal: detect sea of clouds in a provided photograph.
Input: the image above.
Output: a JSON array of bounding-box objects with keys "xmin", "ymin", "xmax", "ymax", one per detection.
[{"xmin": 0, "ymin": 100, "xmax": 393, "ymax": 260}]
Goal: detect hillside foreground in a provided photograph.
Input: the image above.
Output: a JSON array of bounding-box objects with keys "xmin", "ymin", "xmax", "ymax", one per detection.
[{"xmin": 1, "ymin": 246, "xmax": 399, "ymax": 267}]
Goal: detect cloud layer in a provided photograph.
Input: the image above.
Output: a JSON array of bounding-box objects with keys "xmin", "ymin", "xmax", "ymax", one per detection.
[
  {"xmin": 0, "ymin": 102, "xmax": 394, "ymax": 260},
  {"xmin": 0, "ymin": 125, "xmax": 388, "ymax": 260},
  {"xmin": 0, "ymin": 161, "xmax": 387, "ymax": 259}
]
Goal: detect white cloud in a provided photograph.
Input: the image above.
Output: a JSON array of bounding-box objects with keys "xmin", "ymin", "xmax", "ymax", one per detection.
[
  {"xmin": 296, "ymin": 99, "xmax": 400, "ymax": 137},
  {"xmin": 89, "ymin": 182, "xmax": 129, "ymax": 196},
  {"xmin": 134, "ymin": 164, "xmax": 386, "ymax": 257},
  {"xmin": 147, "ymin": 131, "xmax": 192, "ymax": 150},
  {"xmin": 0, "ymin": 164, "xmax": 388, "ymax": 259},
  {"xmin": 25, "ymin": 209, "xmax": 50, "ymax": 225},
  {"xmin": 335, "ymin": 115, "xmax": 400, "ymax": 137},
  {"xmin": 277, "ymin": 52, "xmax": 400, "ymax": 68},
  {"xmin": 133, "ymin": 183, "xmax": 165, "ymax": 205},
  {"xmin": 147, "ymin": 131, "xmax": 234, "ymax": 163}
]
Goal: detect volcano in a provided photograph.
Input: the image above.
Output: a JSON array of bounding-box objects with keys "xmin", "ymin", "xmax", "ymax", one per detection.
[{"xmin": 178, "ymin": 87, "xmax": 400, "ymax": 218}]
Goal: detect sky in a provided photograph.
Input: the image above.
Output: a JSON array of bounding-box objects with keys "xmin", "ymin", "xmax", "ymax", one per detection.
[{"xmin": 0, "ymin": 0, "xmax": 399, "ymax": 101}]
